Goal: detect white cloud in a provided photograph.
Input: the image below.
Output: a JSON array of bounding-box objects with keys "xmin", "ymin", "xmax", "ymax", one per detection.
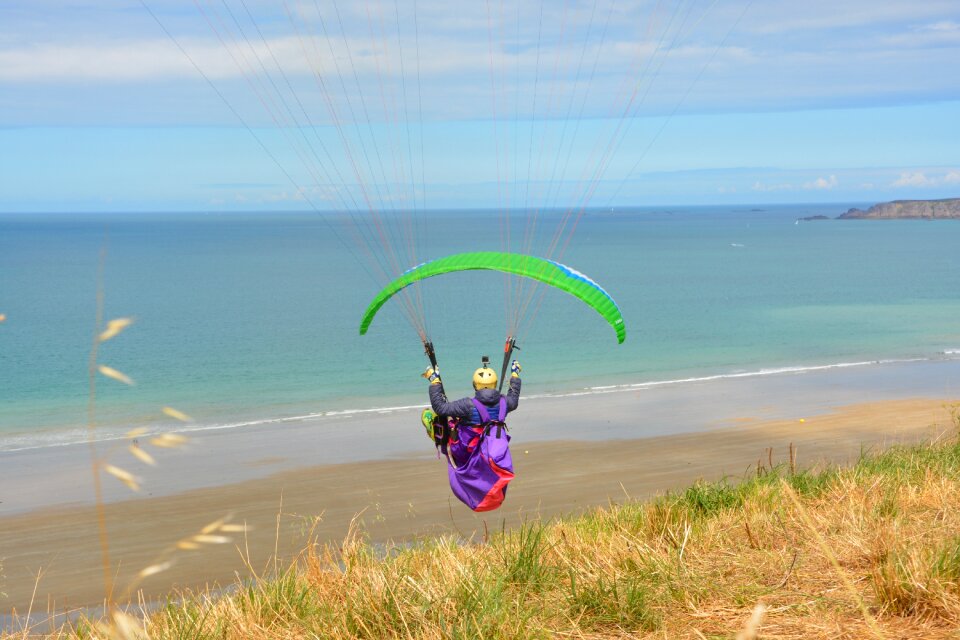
[
  {"xmin": 915, "ymin": 20, "xmax": 960, "ymax": 33},
  {"xmin": 892, "ymin": 171, "xmax": 936, "ymax": 187},
  {"xmin": 804, "ymin": 175, "xmax": 838, "ymax": 190},
  {"xmin": 0, "ymin": 0, "xmax": 711, "ymax": 86},
  {"xmin": 0, "ymin": 34, "xmax": 406, "ymax": 82},
  {"xmin": 2, "ymin": 0, "xmax": 959, "ymax": 128},
  {"xmin": 889, "ymin": 170, "xmax": 960, "ymax": 188},
  {"xmin": 0, "ymin": 39, "xmax": 224, "ymax": 82},
  {"xmin": 0, "ymin": 28, "xmax": 727, "ymax": 85},
  {"xmin": 882, "ymin": 20, "xmax": 960, "ymax": 47}
]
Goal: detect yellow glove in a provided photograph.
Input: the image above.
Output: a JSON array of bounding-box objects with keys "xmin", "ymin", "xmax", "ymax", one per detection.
[
  {"xmin": 422, "ymin": 366, "xmax": 442, "ymax": 384},
  {"xmin": 510, "ymin": 360, "xmax": 521, "ymax": 378}
]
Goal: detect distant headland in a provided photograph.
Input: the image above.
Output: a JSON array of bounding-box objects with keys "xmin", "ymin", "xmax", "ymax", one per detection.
[{"xmin": 799, "ymin": 198, "xmax": 960, "ymax": 221}]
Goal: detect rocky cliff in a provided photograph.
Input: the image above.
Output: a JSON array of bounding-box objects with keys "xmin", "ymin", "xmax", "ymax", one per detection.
[{"xmin": 839, "ymin": 198, "xmax": 960, "ymax": 219}]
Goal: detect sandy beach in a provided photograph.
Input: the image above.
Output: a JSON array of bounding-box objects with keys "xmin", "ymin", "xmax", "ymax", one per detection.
[{"xmin": 2, "ymin": 361, "xmax": 958, "ymax": 623}]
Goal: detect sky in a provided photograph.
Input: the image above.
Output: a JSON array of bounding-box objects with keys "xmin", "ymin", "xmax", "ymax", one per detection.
[{"xmin": 0, "ymin": 0, "xmax": 958, "ymax": 212}]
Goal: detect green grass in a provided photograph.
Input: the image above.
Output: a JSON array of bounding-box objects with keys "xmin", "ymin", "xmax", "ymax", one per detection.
[{"xmin": 567, "ymin": 572, "xmax": 661, "ymax": 632}]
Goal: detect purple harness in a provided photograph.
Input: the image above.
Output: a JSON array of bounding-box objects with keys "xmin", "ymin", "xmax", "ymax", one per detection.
[{"xmin": 445, "ymin": 397, "xmax": 514, "ymax": 512}]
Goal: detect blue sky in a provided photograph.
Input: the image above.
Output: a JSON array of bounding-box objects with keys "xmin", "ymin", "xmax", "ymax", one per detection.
[{"xmin": 1, "ymin": 0, "xmax": 958, "ymax": 211}]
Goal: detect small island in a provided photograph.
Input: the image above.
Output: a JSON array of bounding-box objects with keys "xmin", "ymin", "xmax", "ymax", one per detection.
[{"xmin": 799, "ymin": 198, "xmax": 960, "ymax": 221}]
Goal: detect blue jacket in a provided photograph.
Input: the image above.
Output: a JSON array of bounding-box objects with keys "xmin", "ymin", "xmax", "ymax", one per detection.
[{"xmin": 429, "ymin": 376, "xmax": 521, "ymax": 426}]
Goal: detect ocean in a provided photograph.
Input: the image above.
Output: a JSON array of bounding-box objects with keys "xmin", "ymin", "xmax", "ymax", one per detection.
[{"xmin": 2, "ymin": 204, "xmax": 959, "ymax": 452}]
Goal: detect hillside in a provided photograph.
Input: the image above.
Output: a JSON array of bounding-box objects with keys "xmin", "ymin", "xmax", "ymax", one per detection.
[
  {"xmin": 839, "ymin": 198, "xmax": 960, "ymax": 219},
  {"xmin": 13, "ymin": 421, "xmax": 960, "ymax": 639}
]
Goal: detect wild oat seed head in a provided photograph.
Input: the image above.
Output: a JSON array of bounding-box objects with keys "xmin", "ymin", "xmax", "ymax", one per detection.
[
  {"xmin": 192, "ymin": 534, "xmax": 232, "ymax": 545},
  {"xmin": 150, "ymin": 433, "xmax": 188, "ymax": 448},
  {"xmin": 108, "ymin": 611, "xmax": 148, "ymax": 640},
  {"xmin": 129, "ymin": 444, "xmax": 157, "ymax": 466},
  {"xmin": 201, "ymin": 518, "xmax": 228, "ymax": 534},
  {"xmin": 219, "ymin": 524, "xmax": 249, "ymax": 533},
  {"xmin": 735, "ymin": 603, "xmax": 767, "ymax": 640},
  {"xmin": 162, "ymin": 406, "xmax": 193, "ymax": 422},
  {"xmin": 103, "ymin": 464, "xmax": 141, "ymax": 492},
  {"xmin": 138, "ymin": 561, "xmax": 173, "ymax": 579},
  {"xmin": 98, "ymin": 317, "xmax": 133, "ymax": 342},
  {"xmin": 99, "ymin": 365, "xmax": 134, "ymax": 386}
]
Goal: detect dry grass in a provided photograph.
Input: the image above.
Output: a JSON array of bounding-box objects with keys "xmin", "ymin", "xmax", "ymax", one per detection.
[{"xmin": 11, "ymin": 418, "xmax": 957, "ymax": 640}]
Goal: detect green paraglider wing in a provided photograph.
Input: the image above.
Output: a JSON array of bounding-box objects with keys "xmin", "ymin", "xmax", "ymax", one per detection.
[{"xmin": 359, "ymin": 252, "xmax": 625, "ymax": 343}]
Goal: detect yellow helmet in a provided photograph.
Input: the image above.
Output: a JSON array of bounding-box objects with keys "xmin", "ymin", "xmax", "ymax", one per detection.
[{"xmin": 472, "ymin": 366, "xmax": 498, "ymax": 390}]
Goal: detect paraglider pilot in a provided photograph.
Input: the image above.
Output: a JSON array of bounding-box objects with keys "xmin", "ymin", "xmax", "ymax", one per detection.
[{"xmin": 420, "ymin": 357, "xmax": 522, "ymax": 511}]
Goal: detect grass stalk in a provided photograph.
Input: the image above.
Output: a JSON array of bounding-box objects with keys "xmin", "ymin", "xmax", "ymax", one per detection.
[{"xmin": 85, "ymin": 244, "xmax": 114, "ymax": 608}]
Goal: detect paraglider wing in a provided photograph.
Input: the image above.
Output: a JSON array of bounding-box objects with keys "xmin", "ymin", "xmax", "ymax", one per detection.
[{"xmin": 359, "ymin": 252, "xmax": 625, "ymax": 343}]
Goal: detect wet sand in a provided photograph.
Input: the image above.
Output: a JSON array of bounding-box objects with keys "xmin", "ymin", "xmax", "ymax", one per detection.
[{"xmin": 1, "ymin": 397, "xmax": 956, "ymax": 618}]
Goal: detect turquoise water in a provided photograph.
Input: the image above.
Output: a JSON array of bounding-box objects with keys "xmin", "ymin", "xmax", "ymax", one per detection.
[{"xmin": 2, "ymin": 205, "xmax": 959, "ymax": 450}]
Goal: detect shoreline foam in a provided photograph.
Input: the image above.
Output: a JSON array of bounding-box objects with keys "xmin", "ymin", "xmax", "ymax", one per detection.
[{"xmin": 3, "ymin": 353, "xmax": 958, "ymax": 454}]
